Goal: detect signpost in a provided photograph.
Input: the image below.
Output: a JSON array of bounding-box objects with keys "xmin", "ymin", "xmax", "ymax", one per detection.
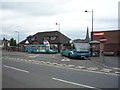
[
  {"xmin": 43, "ymin": 40, "xmax": 49, "ymax": 45},
  {"xmin": 100, "ymin": 37, "xmax": 107, "ymax": 43},
  {"xmin": 100, "ymin": 37, "xmax": 107, "ymax": 62}
]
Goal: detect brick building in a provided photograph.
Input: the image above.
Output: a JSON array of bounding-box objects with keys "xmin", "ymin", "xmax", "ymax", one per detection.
[
  {"xmin": 92, "ymin": 30, "xmax": 120, "ymax": 55},
  {"xmin": 20, "ymin": 31, "xmax": 71, "ymax": 52}
]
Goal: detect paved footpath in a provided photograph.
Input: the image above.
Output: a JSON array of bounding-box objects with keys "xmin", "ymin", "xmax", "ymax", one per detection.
[{"xmin": 89, "ymin": 56, "xmax": 120, "ymax": 70}]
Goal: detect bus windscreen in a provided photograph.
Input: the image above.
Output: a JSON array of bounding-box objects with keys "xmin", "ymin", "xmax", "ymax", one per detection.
[{"xmin": 74, "ymin": 43, "xmax": 90, "ymax": 52}]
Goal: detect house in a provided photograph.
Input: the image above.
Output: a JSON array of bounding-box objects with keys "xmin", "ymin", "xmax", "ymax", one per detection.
[{"xmin": 1, "ymin": 38, "xmax": 10, "ymax": 50}]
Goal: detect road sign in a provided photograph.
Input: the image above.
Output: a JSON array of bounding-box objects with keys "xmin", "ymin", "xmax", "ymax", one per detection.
[
  {"xmin": 100, "ymin": 37, "xmax": 107, "ymax": 43},
  {"xmin": 43, "ymin": 40, "xmax": 49, "ymax": 45}
]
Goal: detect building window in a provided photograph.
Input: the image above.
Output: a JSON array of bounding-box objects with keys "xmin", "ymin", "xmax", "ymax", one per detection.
[
  {"xmin": 51, "ymin": 36, "xmax": 56, "ymax": 40},
  {"xmin": 44, "ymin": 36, "xmax": 50, "ymax": 40},
  {"xmin": 31, "ymin": 37, "xmax": 35, "ymax": 41},
  {"xmin": 44, "ymin": 36, "xmax": 57, "ymax": 40}
]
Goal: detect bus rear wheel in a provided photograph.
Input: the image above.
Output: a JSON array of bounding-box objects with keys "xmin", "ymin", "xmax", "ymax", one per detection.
[{"xmin": 81, "ymin": 56, "xmax": 85, "ymax": 59}]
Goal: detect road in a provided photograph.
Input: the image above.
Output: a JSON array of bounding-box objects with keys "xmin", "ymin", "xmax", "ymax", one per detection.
[{"xmin": 2, "ymin": 50, "xmax": 119, "ymax": 88}]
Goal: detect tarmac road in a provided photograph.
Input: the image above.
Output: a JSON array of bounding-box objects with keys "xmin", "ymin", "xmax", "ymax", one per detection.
[{"xmin": 2, "ymin": 50, "xmax": 119, "ymax": 88}]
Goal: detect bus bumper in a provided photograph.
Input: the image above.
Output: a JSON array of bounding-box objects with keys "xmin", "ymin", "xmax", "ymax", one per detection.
[{"xmin": 71, "ymin": 52, "xmax": 90, "ymax": 58}]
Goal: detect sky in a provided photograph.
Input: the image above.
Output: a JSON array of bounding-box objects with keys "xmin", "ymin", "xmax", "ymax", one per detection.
[{"xmin": 0, "ymin": 0, "xmax": 119, "ymax": 42}]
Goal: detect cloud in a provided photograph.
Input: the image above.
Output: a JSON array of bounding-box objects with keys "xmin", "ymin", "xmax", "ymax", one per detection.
[
  {"xmin": 0, "ymin": 0, "xmax": 119, "ymax": 41},
  {"xmin": 1, "ymin": 1, "xmax": 77, "ymax": 16}
]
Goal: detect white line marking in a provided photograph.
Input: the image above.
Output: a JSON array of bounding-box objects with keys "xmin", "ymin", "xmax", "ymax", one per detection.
[
  {"xmin": 52, "ymin": 78, "xmax": 97, "ymax": 89},
  {"xmin": 3, "ymin": 65, "xmax": 29, "ymax": 73},
  {"xmin": 115, "ymin": 71, "xmax": 120, "ymax": 74},
  {"xmin": 87, "ymin": 67, "xmax": 98, "ymax": 71},
  {"xmin": 76, "ymin": 66, "xmax": 86, "ymax": 69},
  {"xmin": 28, "ymin": 60, "xmax": 32, "ymax": 62},
  {"xmin": 101, "ymin": 68, "xmax": 112, "ymax": 73},
  {"xmin": 24, "ymin": 59, "xmax": 28, "ymax": 62},
  {"xmin": 61, "ymin": 58, "xmax": 70, "ymax": 61}
]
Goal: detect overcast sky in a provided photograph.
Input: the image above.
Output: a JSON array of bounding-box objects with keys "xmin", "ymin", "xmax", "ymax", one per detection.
[{"xmin": 0, "ymin": 0, "xmax": 119, "ymax": 42}]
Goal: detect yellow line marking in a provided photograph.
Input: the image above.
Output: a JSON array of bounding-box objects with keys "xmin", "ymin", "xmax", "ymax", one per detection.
[
  {"xmin": 111, "ymin": 67, "xmax": 120, "ymax": 70},
  {"xmin": 5, "ymin": 58, "xmax": 120, "ymax": 76},
  {"xmin": 27, "ymin": 61, "xmax": 120, "ymax": 76}
]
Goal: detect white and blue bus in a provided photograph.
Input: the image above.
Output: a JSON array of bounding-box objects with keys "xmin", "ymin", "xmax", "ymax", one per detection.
[
  {"xmin": 24, "ymin": 44, "xmax": 58, "ymax": 54},
  {"xmin": 60, "ymin": 40, "xmax": 90, "ymax": 59}
]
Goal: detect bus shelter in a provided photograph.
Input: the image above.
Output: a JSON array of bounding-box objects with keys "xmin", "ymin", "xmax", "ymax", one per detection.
[{"xmin": 89, "ymin": 41, "xmax": 100, "ymax": 57}]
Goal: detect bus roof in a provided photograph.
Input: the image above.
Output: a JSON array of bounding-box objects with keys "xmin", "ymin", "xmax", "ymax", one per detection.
[{"xmin": 24, "ymin": 44, "xmax": 55, "ymax": 47}]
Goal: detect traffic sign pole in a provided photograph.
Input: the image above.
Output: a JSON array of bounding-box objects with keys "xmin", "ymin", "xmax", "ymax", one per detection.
[
  {"xmin": 100, "ymin": 37, "xmax": 107, "ymax": 63},
  {"xmin": 103, "ymin": 43, "xmax": 105, "ymax": 62}
]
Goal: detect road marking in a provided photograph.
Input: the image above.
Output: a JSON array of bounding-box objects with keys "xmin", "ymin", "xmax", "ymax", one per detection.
[
  {"xmin": 28, "ymin": 60, "xmax": 32, "ymax": 62},
  {"xmin": 61, "ymin": 58, "xmax": 70, "ymax": 61},
  {"xmin": 21, "ymin": 59, "xmax": 24, "ymax": 61},
  {"xmin": 52, "ymin": 78, "xmax": 99, "ymax": 89},
  {"xmin": 67, "ymin": 64, "xmax": 75, "ymax": 68},
  {"xmin": 46, "ymin": 62, "xmax": 51, "ymax": 64},
  {"xmin": 3, "ymin": 65, "xmax": 29, "ymax": 73},
  {"xmin": 87, "ymin": 67, "xmax": 98, "ymax": 71},
  {"xmin": 24, "ymin": 59, "xmax": 28, "ymax": 62},
  {"xmin": 3, "ymin": 57, "xmax": 119, "ymax": 76},
  {"xmin": 111, "ymin": 67, "xmax": 120, "ymax": 70},
  {"xmin": 76, "ymin": 66, "xmax": 86, "ymax": 69},
  {"xmin": 115, "ymin": 71, "xmax": 120, "ymax": 74},
  {"xmin": 101, "ymin": 68, "xmax": 112, "ymax": 73},
  {"xmin": 28, "ymin": 55, "xmax": 38, "ymax": 58},
  {"xmin": 52, "ymin": 62, "xmax": 58, "ymax": 65}
]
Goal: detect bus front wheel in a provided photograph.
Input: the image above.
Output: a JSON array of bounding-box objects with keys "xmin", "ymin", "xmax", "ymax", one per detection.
[{"xmin": 68, "ymin": 53, "xmax": 71, "ymax": 58}]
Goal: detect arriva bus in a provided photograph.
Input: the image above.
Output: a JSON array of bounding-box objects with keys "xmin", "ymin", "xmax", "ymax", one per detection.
[
  {"xmin": 24, "ymin": 44, "xmax": 58, "ymax": 53},
  {"xmin": 60, "ymin": 40, "xmax": 90, "ymax": 59}
]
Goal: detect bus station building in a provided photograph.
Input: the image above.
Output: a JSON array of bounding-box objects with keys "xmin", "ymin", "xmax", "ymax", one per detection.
[{"xmin": 19, "ymin": 31, "xmax": 71, "ymax": 52}]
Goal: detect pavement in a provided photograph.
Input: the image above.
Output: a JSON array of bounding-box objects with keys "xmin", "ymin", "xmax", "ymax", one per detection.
[{"xmin": 89, "ymin": 55, "xmax": 120, "ymax": 70}]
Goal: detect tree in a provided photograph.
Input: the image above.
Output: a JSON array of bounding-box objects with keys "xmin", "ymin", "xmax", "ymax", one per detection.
[{"xmin": 10, "ymin": 38, "xmax": 17, "ymax": 46}]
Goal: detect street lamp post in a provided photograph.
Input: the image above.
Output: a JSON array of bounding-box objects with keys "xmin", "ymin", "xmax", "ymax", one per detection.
[
  {"xmin": 15, "ymin": 31, "xmax": 19, "ymax": 51},
  {"xmin": 85, "ymin": 9, "xmax": 94, "ymax": 56},
  {"xmin": 55, "ymin": 23, "xmax": 61, "ymax": 52},
  {"xmin": 56, "ymin": 23, "xmax": 60, "ymax": 32},
  {"xmin": 85, "ymin": 9, "xmax": 93, "ymax": 41},
  {"xmin": 3, "ymin": 34, "xmax": 7, "ymax": 50}
]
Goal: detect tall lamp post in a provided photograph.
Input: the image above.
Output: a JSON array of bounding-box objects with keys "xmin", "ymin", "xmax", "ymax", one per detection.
[
  {"xmin": 3, "ymin": 34, "xmax": 7, "ymax": 50},
  {"xmin": 55, "ymin": 23, "xmax": 61, "ymax": 52},
  {"xmin": 85, "ymin": 9, "xmax": 93, "ymax": 41},
  {"xmin": 15, "ymin": 31, "xmax": 19, "ymax": 51},
  {"xmin": 55, "ymin": 23, "xmax": 60, "ymax": 32},
  {"xmin": 85, "ymin": 9, "xmax": 94, "ymax": 56}
]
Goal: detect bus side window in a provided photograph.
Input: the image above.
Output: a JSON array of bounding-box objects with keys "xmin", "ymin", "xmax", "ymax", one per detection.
[{"xmin": 62, "ymin": 46, "xmax": 66, "ymax": 50}]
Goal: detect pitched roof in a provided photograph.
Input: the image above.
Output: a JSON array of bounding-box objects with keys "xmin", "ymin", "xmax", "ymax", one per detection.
[{"xmin": 20, "ymin": 31, "xmax": 71, "ymax": 44}]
